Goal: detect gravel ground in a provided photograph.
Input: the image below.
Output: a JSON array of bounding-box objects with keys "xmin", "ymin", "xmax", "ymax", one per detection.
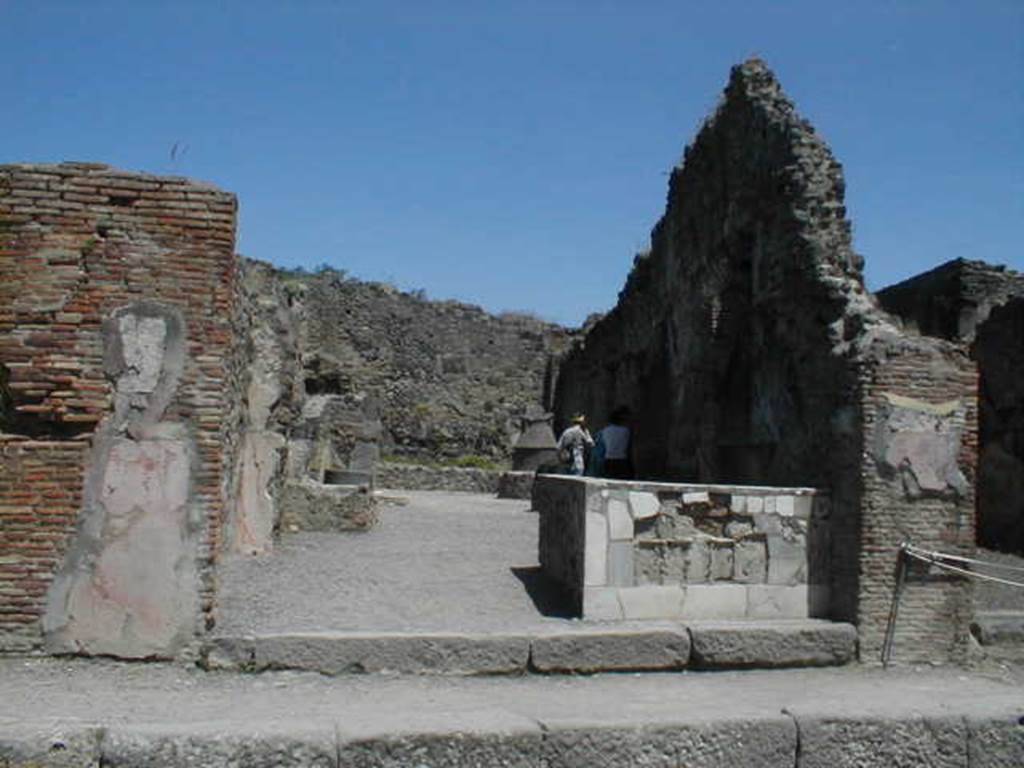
[{"xmin": 214, "ymin": 490, "xmax": 572, "ymax": 636}]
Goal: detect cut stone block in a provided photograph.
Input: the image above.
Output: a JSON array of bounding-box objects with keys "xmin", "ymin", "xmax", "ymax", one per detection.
[
  {"xmin": 583, "ymin": 587, "xmax": 623, "ymax": 620},
  {"xmin": 747, "ymin": 496, "xmax": 764, "ymax": 513},
  {"xmin": 634, "ymin": 544, "xmax": 662, "ymax": 585},
  {"xmin": 688, "ymin": 620, "xmax": 856, "ymax": 669},
  {"xmin": 531, "ymin": 628, "xmax": 690, "ymax": 673},
  {"xmin": 628, "ymin": 491, "xmax": 660, "ymax": 521},
  {"xmin": 766, "ymin": 533, "xmax": 807, "ymax": 585},
  {"xmin": 607, "ymin": 499, "xmax": 633, "ymax": 541},
  {"xmin": 710, "ymin": 542, "xmax": 735, "ymax": 581},
  {"xmin": 681, "ymin": 584, "xmax": 747, "ymax": 620},
  {"xmin": 734, "ymin": 538, "xmax": 767, "ymax": 583},
  {"xmin": 793, "ymin": 494, "xmax": 813, "ymax": 519},
  {"xmin": 584, "ymin": 511, "xmax": 608, "ymax": 586},
  {"xmin": 684, "ymin": 539, "xmax": 711, "ymax": 583},
  {"xmin": 618, "ymin": 585, "xmax": 685, "ymax": 620},
  {"xmin": 204, "ymin": 633, "xmax": 530, "ymax": 676},
  {"xmin": 607, "ymin": 541, "xmax": 634, "ymax": 587},
  {"xmin": 776, "ymin": 495, "xmax": 795, "ymax": 517},
  {"xmin": 682, "ymin": 491, "xmax": 710, "ymax": 505},
  {"xmin": 747, "ymin": 584, "xmax": 809, "ymax": 619}
]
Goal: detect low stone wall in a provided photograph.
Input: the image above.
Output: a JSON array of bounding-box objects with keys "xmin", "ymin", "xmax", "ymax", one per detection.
[
  {"xmin": 375, "ymin": 463, "xmax": 502, "ymax": 493},
  {"xmin": 534, "ymin": 475, "xmax": 829, "ymax": 622},
  {"xmin": 497, "ymin": 470, "xmax": 536, "ymax": 500}
]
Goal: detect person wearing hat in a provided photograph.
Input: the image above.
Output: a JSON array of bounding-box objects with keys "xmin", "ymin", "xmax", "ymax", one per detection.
[{"xmin": 557, "ymin": 414, "xmax": 594, "ymax": 476}]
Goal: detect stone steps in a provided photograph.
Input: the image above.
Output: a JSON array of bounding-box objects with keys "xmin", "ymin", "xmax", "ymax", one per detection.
[{"xmin": 201, "ymin": 619, "xmax": 856, "ymax": 676}]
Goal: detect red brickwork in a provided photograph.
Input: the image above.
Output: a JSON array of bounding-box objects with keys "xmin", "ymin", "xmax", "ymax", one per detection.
[
  {"xmin": 0, "ymin": 162, "xmax": 239, "ymax": 650},
  {"xmin": 857, "ymin": 344, "xmax": 978, "ymax": 661},
  {"xmin": 0, "ymin": 440, "xmax": 87, "ymax": 650}
]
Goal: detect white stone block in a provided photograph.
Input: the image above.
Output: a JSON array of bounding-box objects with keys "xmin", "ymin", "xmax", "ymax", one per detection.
[
  {"xmin": 584, "ymin": 511, "xmax": 608, "ymax": 586},
  {"xmin": 629, "ymin": 491, "xmax": 660, "ymax": 521},
  {"xmin": 763, "ymin": 495, "xmax": 777, "ymax": 513},
  {"xmin": 607, "ymin": 541, "xmax": 634, "ymax": 587},
  {"xmin": 792, "ymin": 494, "xmax": 813, "ymax": 519},
  {"xmin": 682, "ymin": 491, "xmax": 710, "ymax": 505},
  {"xmin": 618, "ymin": 585, "xmax": 685, "ymax": 620},
  {"xmin": 746, "ymin": 584, "xmax": 809, "ymax": 619},
  {"xmin": 730, "ymin": 495, "xmax": 746, "ymax": 513},
  {"xmin": 681, "ymin": 584, "xmax": 747, "ymax": 620},
  {"xmin": 776, "ymin": 495, "xmax": 795, "ymax": 517},
  {"xmin": 607, "ymin": 499, "xmax": 633, "ymax": 541},
  {"xmin": 746, "ymin": 496, "xmax": 764, "ymax": 514},
  {"xmin": 583, "ymin": 587, "xmax": 623, "ymax": 621}
]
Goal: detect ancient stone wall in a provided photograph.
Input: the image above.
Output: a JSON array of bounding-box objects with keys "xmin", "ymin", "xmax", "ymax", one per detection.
[
  {"xmin": 878, "ymin": 260, "xmax": 1024, "ymax": 554},
  {"xmin": 296, "ymin": 270, "xmax": 576, "ymax": 463},
  {"xmin": 0, "ymin": 162, "xmax": 240, "ymax": 656},
  {"xmin": 553, "ymin": 60, "xmax": 977, "ymax": 662}
]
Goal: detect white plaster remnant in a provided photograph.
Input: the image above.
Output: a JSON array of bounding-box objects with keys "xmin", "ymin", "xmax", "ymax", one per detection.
[
  {"xmin": 607, "ymin": 499, "xmax": 633, "ymax": 541},
  {"xmin": 628, "ymin": 491, "xmax": 660, "ymax": 521},
  {"xmin": 584, "ymin": 511, "xmax": 608, "ymax": 586}
]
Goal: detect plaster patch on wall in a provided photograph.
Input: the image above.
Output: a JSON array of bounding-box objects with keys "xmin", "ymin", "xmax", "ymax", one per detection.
[
  {"xmin": 43, "ymin": 302, "xmax": 201, "ymax": 658},
  {"xmin": 873, "ymin": 393, "xmax": 968, "ymax": 498}
]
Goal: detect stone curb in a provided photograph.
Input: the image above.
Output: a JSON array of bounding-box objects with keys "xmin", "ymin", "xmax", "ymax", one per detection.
[
  {"xmin": 201, "ymin": 621, "xmax": 856, "ymax": 676},
  {"xmin": 688, "ymin": 620, "xmax": 858, "ymax": 669},
  {"xmin": 3, "ymin": 711, "xmax": 1021, "ymax": 767}
]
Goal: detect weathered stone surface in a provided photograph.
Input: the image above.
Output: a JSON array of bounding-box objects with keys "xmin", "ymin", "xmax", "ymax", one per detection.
[
  {"xmin": 688, "ymin": 620, "xmax": 856, "ymax": 669},
  {"xmin": 0, "ymin": 723, "xmax": 102, "ymax": 768},
  {"xmin": 966, "ymin": 714, "xmax": 1024, "ymax": 768},
  {"xmin": 794, "ymin": 714, "xmax": 967, "ymax": 768},
  {"xmin": 496, "ymin": 470, "xmax": 534, "ymax": 499},
  {"xmin": 530, "ymin": 628, "xmax": 689, "ymax": 673},
  {"xmin": 681, "ymin": 584, "xmax": 747, "ymax": 620},
  {"xmin": 228, "ymin": 431, "xmax": 285, "ymax": 554},
  {"xmin": 582, "ymin": 587, "xmax": 622, "ymax": 620},
  {"xmin": 278, "ymin": 479, "xmax": 377, "ymax": 532},
  {"xmin": 618, "ymin": 585, "xmax": 685, "ymax": 619},
  {"xmin": 337, "ymin": 730, "xmax": 541, "ymax": 768},
  {"xmin": 294, "ymin": 268, "xmax": 577, "ymax": 464},
  {"xmin": 970, "ymin": 611, "xmax": 1024, "ymax": 646},
  {"xmin": 375, "ymin": 462, "xmax": 501, "ymax": 493},
  {"xmin": 101, "ymin": 724, "xmax": 336, "ymax": 768},
  {"xmin": 43, "ymin": 430, "xmax": 199, "ymax": 658},
  {"xmin": 541, "ymin": 719, "xmax": 795, "ymax": 768},
  {"xmin": 203, "ymin": 632, "xmax": 531, "ymax": 675},
  {"xmin": 550, "ymin": 59, "xmax": 977, "ymax": 661},
  {"xmin": 746, "ymin": 584, "xmax": 808, "ymax": 619}
]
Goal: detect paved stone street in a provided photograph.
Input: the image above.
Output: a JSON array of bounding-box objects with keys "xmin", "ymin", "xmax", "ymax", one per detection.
[{"xmin": 1, "ymin": 657, "xmax": 1022, "ymax": 766}]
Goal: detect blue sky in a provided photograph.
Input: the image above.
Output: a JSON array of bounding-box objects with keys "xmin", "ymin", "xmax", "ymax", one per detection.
[{"xmin": 3, "ymin": 1, "xmax": 1021, "ymax": 327}]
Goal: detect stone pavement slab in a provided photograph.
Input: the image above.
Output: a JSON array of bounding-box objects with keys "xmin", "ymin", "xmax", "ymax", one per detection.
[{"xmin": 1, "ymin": 658, "xmax": 1022, "ymax": 766}]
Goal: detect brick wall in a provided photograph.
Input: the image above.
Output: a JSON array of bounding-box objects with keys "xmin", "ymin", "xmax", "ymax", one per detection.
[{"xmin": 0, "ymin": 162, "xmax": 239, "ymax": 654}]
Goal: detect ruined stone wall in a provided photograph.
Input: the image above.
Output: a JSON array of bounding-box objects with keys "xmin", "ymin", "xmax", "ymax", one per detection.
[
  {"xmin": 0, "ymin": 162, "xmax": 239, "ymax": 656},
  {"xmin": 554, "ymin": 60, "xmax": 976, "ymax": 662},
  {"xmin": 876, "ymin": 259, "xmax": 1024, "ymax": 342},
  {"xmin": 296, "ymin": 270, "xmax": 575, "ymax": 462},
  {"xmin": 878, "ymin": 260, "xmax": 1024, "ymax": 555}
]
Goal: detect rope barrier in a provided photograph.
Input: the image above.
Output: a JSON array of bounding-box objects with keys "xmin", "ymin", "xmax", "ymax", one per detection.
[
  {"xmin": 902, "ymin": 545, "xmax": 1024, "ymax": 574},
  {"xmin": 881, "ymin": 542, "xmax": 1024, "ymax": 666},
  {"xmin": 902, "ymin": 545, "xmax": 1024, "ymax": 589}
]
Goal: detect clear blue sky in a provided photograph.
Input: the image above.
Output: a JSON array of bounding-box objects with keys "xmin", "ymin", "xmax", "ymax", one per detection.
[{"xmin": 4, "ymin": 1, "xmax": 1021, "ymax": 327}]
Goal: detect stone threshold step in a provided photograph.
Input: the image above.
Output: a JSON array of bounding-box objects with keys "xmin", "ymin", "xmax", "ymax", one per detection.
[
  {"xmin": 972, "ymin": 611, "xmax": 1024, "ymax": 646},
  {"xmin": 201, "ymin": 619, "xmax": 856, "ymax": 676}
]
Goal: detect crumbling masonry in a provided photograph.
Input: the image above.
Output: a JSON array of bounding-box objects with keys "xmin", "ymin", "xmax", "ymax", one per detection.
[
  {"xmin": 553, "ymin": 60, "xmax": 978, "ymax": 661},
  {"xmin": 0, "ymin": 60, "xmax": 1010, "ymax": 664},
  {"xmin": 0, "ymin": 163, "xmax": 242, "ymax": 656}
]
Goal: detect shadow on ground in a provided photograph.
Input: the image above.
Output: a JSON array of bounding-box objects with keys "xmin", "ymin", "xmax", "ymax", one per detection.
[{"xmin": 511, "ymin": 566, "xmax": 577, "ymax": 619}]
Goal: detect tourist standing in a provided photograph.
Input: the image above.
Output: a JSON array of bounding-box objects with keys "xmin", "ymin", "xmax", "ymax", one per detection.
[
  {"xmin": 598, "ymin": 406, "xmax": 633, "ymax": 479},
  {"xmin": 557, "ymin": 414, "xmax": 594, "ymax": 476}
]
